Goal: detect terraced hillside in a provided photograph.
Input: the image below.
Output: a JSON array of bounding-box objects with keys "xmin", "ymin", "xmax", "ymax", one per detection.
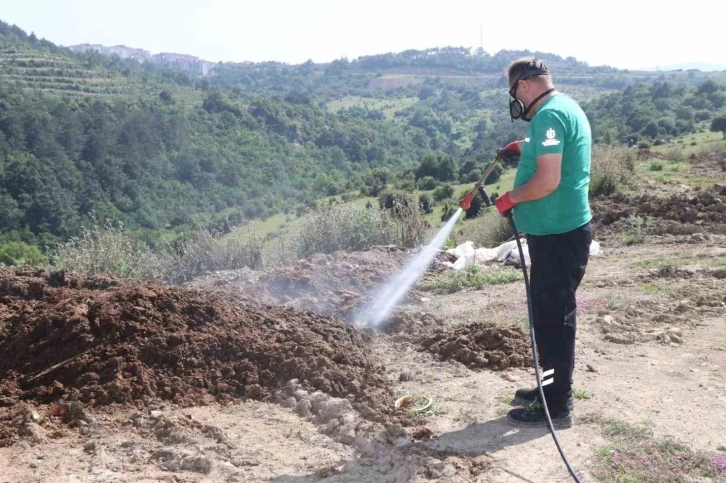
[{"xmin": 0, "ymin": 24, "xmax": 203, "ymax": 105}]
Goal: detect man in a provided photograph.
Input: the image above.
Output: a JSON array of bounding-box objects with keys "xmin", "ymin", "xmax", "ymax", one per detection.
[{"xmin": 494, "ymin": 58, "xmax": 593, "ymax": 429}]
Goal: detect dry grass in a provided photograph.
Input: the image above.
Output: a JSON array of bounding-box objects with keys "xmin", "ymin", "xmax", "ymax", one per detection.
[
  {"xmin": 52, "ymin": 221, "xmax": 265, "ymax": 283},
  {"xmin": 52, "ymin": 221, "xmax": 170, "ymax": 279},
  {"xmin": 165, "ymin": 225, "xmax": 264, "ymax": 283}
]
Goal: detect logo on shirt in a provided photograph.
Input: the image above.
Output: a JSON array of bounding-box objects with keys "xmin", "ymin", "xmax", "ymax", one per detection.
[{"xmin": 542, "ymin": 128, "xmax": 560, "ymax": 147}]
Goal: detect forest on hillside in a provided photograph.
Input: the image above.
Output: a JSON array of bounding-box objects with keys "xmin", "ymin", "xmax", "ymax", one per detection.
[{"xmin": 1, "ymin": 18, "xmax": 726, "ymax": 259}]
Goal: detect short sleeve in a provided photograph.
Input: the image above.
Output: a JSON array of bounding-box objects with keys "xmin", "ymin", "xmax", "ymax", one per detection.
[{"xmin": 534, "ymin": 110, "xmax": 566, "ymax": 156}]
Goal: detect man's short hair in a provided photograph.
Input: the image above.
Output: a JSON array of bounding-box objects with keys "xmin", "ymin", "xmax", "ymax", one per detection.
[{"xmin": 506, "ymin": 57, "xmax": 551, "ymax": 85}]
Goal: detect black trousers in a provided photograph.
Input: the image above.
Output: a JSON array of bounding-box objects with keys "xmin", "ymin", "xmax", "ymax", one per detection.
[{"xmin": 526, "ymin": 221, "xmax": 593, "ymax": 413}]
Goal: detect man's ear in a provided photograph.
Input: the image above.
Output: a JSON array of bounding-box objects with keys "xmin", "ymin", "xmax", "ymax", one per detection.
[{"xmin": 519, "ymin": 79, "xmax": 531, "ymax": 95}]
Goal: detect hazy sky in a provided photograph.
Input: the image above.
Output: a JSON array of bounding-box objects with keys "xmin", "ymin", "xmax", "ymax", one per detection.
[{"xmin": 1, "ymin": 0, "xmax": 722, "ymax": 70}]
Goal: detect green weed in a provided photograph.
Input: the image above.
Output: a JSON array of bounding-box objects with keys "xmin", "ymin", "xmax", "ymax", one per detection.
[
  {"xmin": 583, "ymin": 413, "xmax": 725, "ymax": 482},
  {"xmin": 622, "ymin": 215, "xmax": 646, "ymax": 245},
  {"xmin": 420, "ymin": 264, "xmax": 522, "ymax": 293}
]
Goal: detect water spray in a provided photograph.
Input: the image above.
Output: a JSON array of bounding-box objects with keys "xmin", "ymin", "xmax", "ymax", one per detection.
[{"xmin": 354, "ymin": 206, "xmax": 464, "ymax": 327}]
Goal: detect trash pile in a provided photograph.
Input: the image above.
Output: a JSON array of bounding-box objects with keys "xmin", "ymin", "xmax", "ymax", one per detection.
[{"xmin": 439, "ymin": 239, "xmax": 602, "ymax": 270}]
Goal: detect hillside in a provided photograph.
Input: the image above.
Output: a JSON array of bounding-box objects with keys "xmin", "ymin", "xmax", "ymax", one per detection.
[{"xmin": 1, "ymin": 18, "xmax": 726, "ymax": 257}]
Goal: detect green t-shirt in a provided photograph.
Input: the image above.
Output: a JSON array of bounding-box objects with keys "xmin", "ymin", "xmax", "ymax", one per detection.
[{"xmin": 512, "ymin": 92, "xmax": 592, "ymax": 235}]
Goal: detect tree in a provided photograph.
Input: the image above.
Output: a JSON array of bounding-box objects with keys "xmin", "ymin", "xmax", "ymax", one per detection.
[
  {"xmin": 415, "ymin": 154, "xmax": 440, "ymax": 180},
  {"xmin": 463, "ymin": 190, "xmax": 484, "ymax": 219},
  {"xmin": 697, "ymin": 79, "xmax": 719, "ymax": 96},
  {"xmin": 436, "ymin": 155, "xmax": 456, "ymax": 181},
  {"xmin": 710, "ymin": 116, "xmax": 726, "ymax": 139},
  {"xmin": 642, "ymin": 121, "xmax": 659, "ymax": 138},
  {"xmin": 159, "ymin": 90, "xmax": 174, "ymax": 104}
]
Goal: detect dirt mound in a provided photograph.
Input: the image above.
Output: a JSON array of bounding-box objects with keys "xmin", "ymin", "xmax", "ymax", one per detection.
[
  {"xmin": 192, "ymin": 247, "xmax": 427, "ymax": 321},
  {"xmin": 688, "ymin": 150, "xmax": 726, "ymax": 178},
  {"xmin": 0, "ymin": 269, "xmax": 401, "ymax": 433},
  {"xmin": 646, "ymin": 266, "xmax": 726, "ymax": 280},
  {"xmin": 592, "ymin": 184, "xmax": 726, "ymax": 237},
  {"xmin": 378, "ymin": 311, "xmax": 446, "ymax": 340},
  {"xmin": 418, "ymin": 322, "xmax": 532, "ymax": 371}
]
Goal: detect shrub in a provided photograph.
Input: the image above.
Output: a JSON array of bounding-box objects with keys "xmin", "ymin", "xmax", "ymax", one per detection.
[
  {"xmin": 454, "ymin": 209, "xmax": 514, "ymax": 248},
  {"xmin": 0, "ymin": 241, "xmax": 47, "ymax": 267},
  {"xmin": 433, "ymin": 184, "xmax": 455, "ymax": 201},
  {"xmin": 417, "ymin": 176, "xmax": 438, "ymax": 190},
  {"xmin": 419, "ymin": 193, "xmax": 434, "ymax": 214},
  {"xmin": 590, "ymin": 144, "xmax": 636, "ymax": 197}
]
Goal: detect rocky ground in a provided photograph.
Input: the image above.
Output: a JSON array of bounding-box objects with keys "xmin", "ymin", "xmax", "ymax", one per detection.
[{"xmin": 1, "ymin": 166, "xmax": 725, "ymax": 481}]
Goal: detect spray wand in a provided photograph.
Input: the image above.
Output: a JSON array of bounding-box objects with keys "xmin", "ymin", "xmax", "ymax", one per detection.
[{"xmin": 458, "ymin": 148, "xmax": 508, "ymax": 211}]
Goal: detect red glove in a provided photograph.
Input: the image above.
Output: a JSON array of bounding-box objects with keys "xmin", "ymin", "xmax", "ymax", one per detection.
[
  {"xmin": 502, "ymin": 141, "xmax": 521, "ymax": 154},
  {"xmin": 495, "ymin": 192, "xmax": 516, "ymax": 216}
]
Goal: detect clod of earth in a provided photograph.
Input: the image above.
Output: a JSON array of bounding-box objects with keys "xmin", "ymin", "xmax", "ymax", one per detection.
[
  {"xmin": 377, "ymin": 311, "xmax": 446, "ymax": 340},
  {"xmin": 0, "ymin": 268, "xmax": 415, "ymax": 446},
  {"xmin": 419, "ymin": 322, "xmax": 532, "ymax": 371}
]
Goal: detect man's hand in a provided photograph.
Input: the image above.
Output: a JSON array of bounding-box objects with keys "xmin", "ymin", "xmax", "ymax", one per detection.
[
  {"xmin": 495, "ymin": 192, "xmax": 517, "ymax": 217},
  {"xmin": 502, "ymin": 140, "xmax": 521, "ymax": 154},
  {"xmin": 498, "ymin": 140, "xmax": 522, "ymax": 166}
]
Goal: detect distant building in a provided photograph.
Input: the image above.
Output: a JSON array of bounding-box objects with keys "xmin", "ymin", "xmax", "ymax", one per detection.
[
  {"xmin": 66, "ymin": 43, "xmax": 214, "ymax": 76},
  {"xmin": 152, "ymin": 52, "xmax": 214, "ymax": 76}
]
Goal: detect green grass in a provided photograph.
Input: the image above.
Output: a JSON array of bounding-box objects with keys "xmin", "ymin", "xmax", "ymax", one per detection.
[
  {"xmin": 643, "ymin": 282, "xmax": 669, "ymax": 294},
  {"xmin": 326, "ymin": 96, "xmax": 419, "ymax": 119},
  {"xmin": 652, "ymin": 125, "xmax": 726, "ymax": 156},
  {"xmin": 246, "ymin": 212, "xmax": 298, "ymax": 239},
  {"xmin": 419, "ymin": 263, "xmax": 522, "ymax": 293}
]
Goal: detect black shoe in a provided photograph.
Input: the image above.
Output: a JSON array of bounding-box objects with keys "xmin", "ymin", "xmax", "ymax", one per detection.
[
  {"xmin": 507, "ymin": 399, "xmax": 573, "ymax": 428},
  {"xmin": 514, "ymin": 387, "xmax": 574, "ymax": 410}
]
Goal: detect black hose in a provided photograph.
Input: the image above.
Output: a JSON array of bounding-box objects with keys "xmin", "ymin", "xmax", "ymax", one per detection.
[{"xmin": 506, "ymin": 212, "xmax": 583, "ymax": 483}]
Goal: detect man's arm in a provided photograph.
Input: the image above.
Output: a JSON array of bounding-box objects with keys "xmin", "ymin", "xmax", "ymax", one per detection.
[{"xmin": 508, "ymin": 153, "xmax": 562, "ymax": 203}]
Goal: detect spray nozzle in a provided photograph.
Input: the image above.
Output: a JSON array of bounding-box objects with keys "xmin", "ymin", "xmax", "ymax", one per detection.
[{"xmin": 458, "ymin": 191, "xmax": 475, "ymax": 210}]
